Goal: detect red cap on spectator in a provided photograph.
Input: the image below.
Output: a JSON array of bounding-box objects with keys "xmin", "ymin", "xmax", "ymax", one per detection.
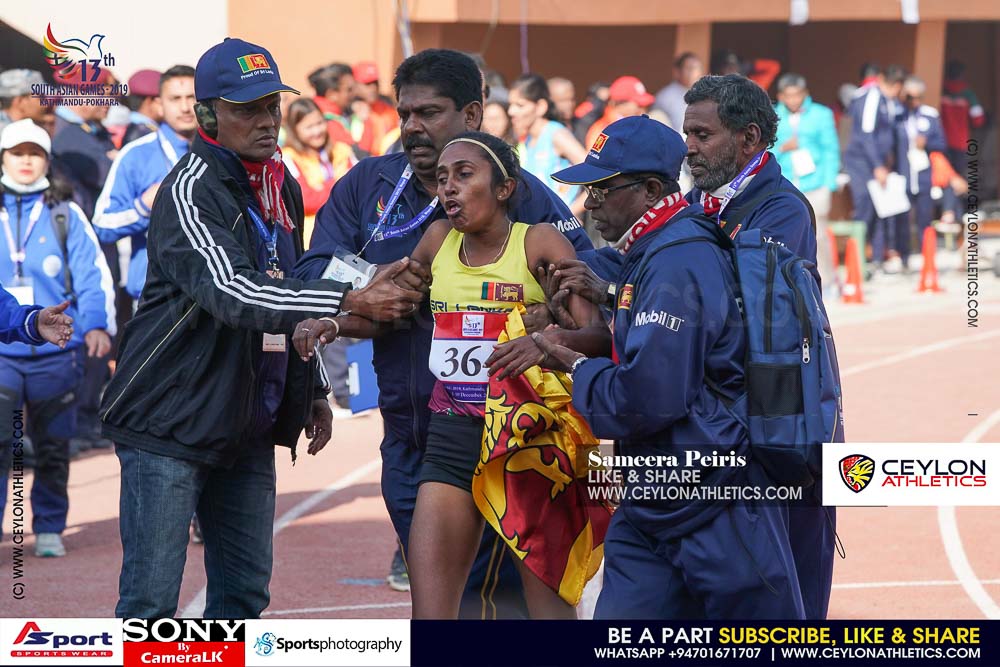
[
  {"xmin": 128, "ymin": 69, "xmax": 162, "ymax": 97},
  {"xmin": 609, "ymin": 76, "xmax": 654, "ymax": 107},
  {"xmin": 353, "ymin": 61, "xmax": 379, "ymax": 85}
]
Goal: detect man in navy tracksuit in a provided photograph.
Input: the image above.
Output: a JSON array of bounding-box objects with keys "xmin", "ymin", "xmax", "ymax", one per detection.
[
  {"xmin": 550, "ymin": 76, "xmax": 834, "ymax": 619},
  {"xmin": 539, "ymin": 115, "xmax": 804, "ymax": 619},
  {"xmin": 842, "ymin": 66, "xmax": 905, "ymax": 272},
  {"xmin": 294, "ymin": 49, "xmax": 592, "ymax": 618},
  {"xmin": 682, "ymin": 75, "xmax": 833, "ymax": 620},
  {"xmin": 893, "ymin": 76, "xmax": 947, "ymax": 270}
]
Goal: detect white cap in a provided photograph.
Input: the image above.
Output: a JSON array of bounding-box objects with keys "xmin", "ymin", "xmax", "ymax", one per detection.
[{"xmin": 0, "ymin": 119, "xmax": 51, "ymax": 155}]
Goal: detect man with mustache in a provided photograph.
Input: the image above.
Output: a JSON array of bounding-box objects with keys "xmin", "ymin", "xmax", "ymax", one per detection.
[
  {"xmin": 103, "ymin": 38, "xmax": 422, "ymax": 618},
  {"xmin": 295, "ymin": 48, "xmax": 593, "ymax": 616}
]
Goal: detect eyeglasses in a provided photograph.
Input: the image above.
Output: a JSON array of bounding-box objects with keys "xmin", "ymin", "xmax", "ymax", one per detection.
[{"xmin": 583, "ymin": 179, "xmax": 647, "ymax": 204}]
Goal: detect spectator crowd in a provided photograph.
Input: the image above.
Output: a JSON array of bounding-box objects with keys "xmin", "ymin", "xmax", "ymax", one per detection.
[{"xmin": 0, "ymin": 38, "xmax": 988, "ymax": 609}]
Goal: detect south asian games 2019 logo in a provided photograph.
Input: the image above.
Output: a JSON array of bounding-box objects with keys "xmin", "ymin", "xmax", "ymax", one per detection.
[{"xmin": 35, "ymin": 23, "xmax": 125, "ymax": 107}]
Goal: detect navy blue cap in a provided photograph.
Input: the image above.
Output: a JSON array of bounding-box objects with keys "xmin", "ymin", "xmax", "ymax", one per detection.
[
  {"xmin": 552, "ymin": 115, "xmax": 687, "ymax": 185},
  {"xmin": 195, "ymin": 38, "xmax": 299, "ymax": 103}
]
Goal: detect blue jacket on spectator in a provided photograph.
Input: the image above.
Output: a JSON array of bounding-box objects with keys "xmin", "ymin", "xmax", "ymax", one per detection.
[
  {"xmin": 294, "ymin": 151, "xmax": 592, "ymax": 446},
  {"xmin": 774, "ymin": 96, "xmax": 841, "ymax": 194},
  {"xmin": 573, "ymin": 206, "xmax": 748, "ymax": 540},
  {"xmin": 843, "ymin": 85, "xmax": 898, "ymax": 179},
  {"xmin": 895, "ymin": 105, "xmax": 947, "ymax": 196},
  {"xmin": 51, "ymin": 111, "xmax": 115, "ymax": 219},
  {"xmin": 0, "ymin": 286, "xmax": 45, "ymax": 345},
  {"xmin": 93, "ymin": 124, "xmax": 191, "ymax": 298},
  {"xmin": 0, "ymin": 189, "xmax": 116, "ymax": 357}
]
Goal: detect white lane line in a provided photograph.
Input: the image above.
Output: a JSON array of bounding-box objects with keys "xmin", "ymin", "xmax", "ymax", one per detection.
[
  {"xmin": 936, "ymin": 408, "xmax": 1000, "ymax": 619},
  {"xmin": 840, "ymin": 329, "xmax": 1000, "ymax": 379},
  {"xmin": 834, "ymin": 578, "xmax": 1000, "ymax": 590},
  {"xmin": 263, "ymin": 601, "xmax": 412, "ymax": 616},
  {"xmin": 179, "ymin": 457, "xmax": 382, "ymax": 618}
]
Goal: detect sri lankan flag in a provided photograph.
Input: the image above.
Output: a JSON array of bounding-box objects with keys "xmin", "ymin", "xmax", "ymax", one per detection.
[{"xmin": 472, "ymin": 305, "xmax": 612, "ymax": 605}]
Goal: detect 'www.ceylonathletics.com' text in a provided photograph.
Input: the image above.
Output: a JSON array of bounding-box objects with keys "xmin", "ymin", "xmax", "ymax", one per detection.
[{"xmin": 589, "ymin": 485, "xmax": 802, "ymax": 502}]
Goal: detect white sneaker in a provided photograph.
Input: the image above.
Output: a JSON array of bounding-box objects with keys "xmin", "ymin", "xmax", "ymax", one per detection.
[
  {"xmin": 883, "ymin": 256, "xmax": 904, "ymax": 274},
  {"xmin": 35, "ymin": 533, "xmax": 65, "ymax": 557}
]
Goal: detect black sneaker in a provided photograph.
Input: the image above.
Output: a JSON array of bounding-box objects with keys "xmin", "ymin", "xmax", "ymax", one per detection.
[{"xmin": 386, "ymin": 548, "xmax": 409, "ymax": 592}]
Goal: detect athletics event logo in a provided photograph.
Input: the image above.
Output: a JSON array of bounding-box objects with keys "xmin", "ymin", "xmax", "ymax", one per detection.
[{"xmin": 840, "ymin": 454, "xmax": 875, "ymax": 493}]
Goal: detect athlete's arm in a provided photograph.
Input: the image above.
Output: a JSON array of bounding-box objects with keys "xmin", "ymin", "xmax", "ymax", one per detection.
[{"xmin": 486, "ymin": 224, "xmax": 611, "ymax": 379}]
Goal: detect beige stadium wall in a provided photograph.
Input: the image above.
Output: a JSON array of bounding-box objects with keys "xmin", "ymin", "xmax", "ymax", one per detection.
[{"xmin": 228, "ymin": 0, "xmax": 400, "ymax": 99}]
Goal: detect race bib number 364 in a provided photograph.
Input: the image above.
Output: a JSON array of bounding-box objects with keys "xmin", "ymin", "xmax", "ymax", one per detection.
[{"xmin": 430, "ymin": 312, "xmax": 508, "ymax": 403}]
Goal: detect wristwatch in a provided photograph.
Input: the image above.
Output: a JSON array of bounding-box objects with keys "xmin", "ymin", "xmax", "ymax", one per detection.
[
  {"xmin": 605, "ymin": 282, "xmax": 617, "ymax": 308},
  {"xmin": 570, "ymin": 356, "xmax": 588, "ymax": 379}
]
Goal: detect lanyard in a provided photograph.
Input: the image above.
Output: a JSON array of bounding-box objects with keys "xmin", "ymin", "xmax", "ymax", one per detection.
[
  {"xmin": 359, "ymin": 164, "xmax": 439, "ymax": 255},
  {"xmin": 715, "ymin": 150, "xmax": 766, "ymax": 223},
  {"xmin": 1, "ymin": 199, "xmax": 45, "ymax": 276},
  {"xmin": 158, "ymin": 129, "xmax": 181, "ymax": 167},
  {"xmin": 247, "ymin": 207, "xmax": 280, "ymax": 271}
]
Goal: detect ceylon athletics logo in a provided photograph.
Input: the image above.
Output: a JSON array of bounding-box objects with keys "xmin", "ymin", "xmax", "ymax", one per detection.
[{"xmin": 840, "ymin": 454, "xmax": 875, "ymax": 493}]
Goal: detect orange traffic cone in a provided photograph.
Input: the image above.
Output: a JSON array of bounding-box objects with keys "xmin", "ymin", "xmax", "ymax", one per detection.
[
  {"xmin": 842, "ymin": 237, "xmax": 865, "ymax": 304},
  {"xmin": 917, "ymin": 226, "xmax": 943, "ymax": 293}
]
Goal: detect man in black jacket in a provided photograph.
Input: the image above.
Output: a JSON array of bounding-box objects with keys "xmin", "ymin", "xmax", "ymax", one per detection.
[{"xmin": 102, "ymin": 38, "xmax": 423, "ymax": 619}]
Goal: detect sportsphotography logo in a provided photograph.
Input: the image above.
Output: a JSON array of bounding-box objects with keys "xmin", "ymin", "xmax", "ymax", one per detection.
[
  {"xmin": 840, "ymin": 454, "xmax": 874, "ymax": 493},
  {"xmin": 33, "ymin": 23, "xmax": 126, "ymax": 107},
  {"xmin": 9, "ymin": 620, "xmax": 114, "ymax": 658},
  {"xmin": 253, "ymin": 633, "xmax": 276, "ymax": 658},
  {"xmin": 122, "ymin": 619, "xmax": 244, "ymax": 667}
]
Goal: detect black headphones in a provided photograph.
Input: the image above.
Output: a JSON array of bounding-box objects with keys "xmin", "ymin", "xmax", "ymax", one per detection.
[{"xmin": 194, "ymin": 101, "xmax": 218, "ymax": 138}]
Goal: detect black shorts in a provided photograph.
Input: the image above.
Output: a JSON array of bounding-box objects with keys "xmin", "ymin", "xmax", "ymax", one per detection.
[{"xmin": 419, "ymin": 413, "xmax": 484, "ymax": 493}]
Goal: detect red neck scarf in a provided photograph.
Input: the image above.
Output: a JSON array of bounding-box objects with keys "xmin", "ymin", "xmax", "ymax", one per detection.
[
  {"xmin": 199, "ymin": 129, "xmax": 294, "ymax": 232},
  {"xmin": 613, "ymin": 192, "xmax": 688, "ymax": 255},
  {"xmin": 700, "ymin": 152, "xmax": 770, "ymax": 218}
]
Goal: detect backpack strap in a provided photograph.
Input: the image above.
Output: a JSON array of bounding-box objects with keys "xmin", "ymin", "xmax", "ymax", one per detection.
[{"xmin": 50, "ymin": 201, "xmax": 76, "ymax": 303}]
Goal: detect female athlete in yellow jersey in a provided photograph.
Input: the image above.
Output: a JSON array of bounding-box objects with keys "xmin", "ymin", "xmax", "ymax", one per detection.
[{"xmin": 405, "ymin": 131, "xmax": 608, "ymax": 619}]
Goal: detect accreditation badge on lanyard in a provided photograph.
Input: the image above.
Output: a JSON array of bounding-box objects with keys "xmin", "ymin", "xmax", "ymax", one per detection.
[
  {"xmin": 248, "ymin": 207, "xmax": 287, "ymax": 352},
  {"xmin": 359, "ymin": 164, "xmax": 439, "ymax": 255},
  {"xmin": 716, "ymin": 150, "xmax": 766, "ymax": 225},
  {"xmin": 429, "ymin": 311, "xmax": 508, "ymax": 405},
  {"xmin": 1, "ymin": 199, "xmax": 45, "ymax": 305}
]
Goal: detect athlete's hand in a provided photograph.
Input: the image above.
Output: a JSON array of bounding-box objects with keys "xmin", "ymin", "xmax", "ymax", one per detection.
[
  {"xmin": 305, "ymin": 398, "xmax": 333, "ymax": 455},
  {"xmin": 486, "ymin": 335, "xmax": 546, "ymax": 381},
  {"xmin": 342, "ymin": 258, "xmax": 424, "ymax": 322},
  {"xmin": 293, "ymin": 318, "xmax": 339, "ymax": 361},
  {"xmin": 391, "ymin": 257, "xmax": 432, "ymax": 294},
  {"xmin": 550, "ymin": 259, "xmax": 610, "ymax": 308},
  {"xmin": 85, "ymin": 329, "xmax": 112, "ymax": 358},
  {"xmin": 521, "ymin": 302, "xmax": 555, "ymax": 334},
  {"xmin": 36, "ymin": 301, "xmax": 73, "ymax": 348},
  {"xmin": 532, "ymin": 332, "xmax": 584, "ymax": 374}
]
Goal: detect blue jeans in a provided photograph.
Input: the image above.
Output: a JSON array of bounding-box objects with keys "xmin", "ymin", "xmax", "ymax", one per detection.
[{"xmin": 115, "ymin": 443, "xmax": 276, "ymax": 618}]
